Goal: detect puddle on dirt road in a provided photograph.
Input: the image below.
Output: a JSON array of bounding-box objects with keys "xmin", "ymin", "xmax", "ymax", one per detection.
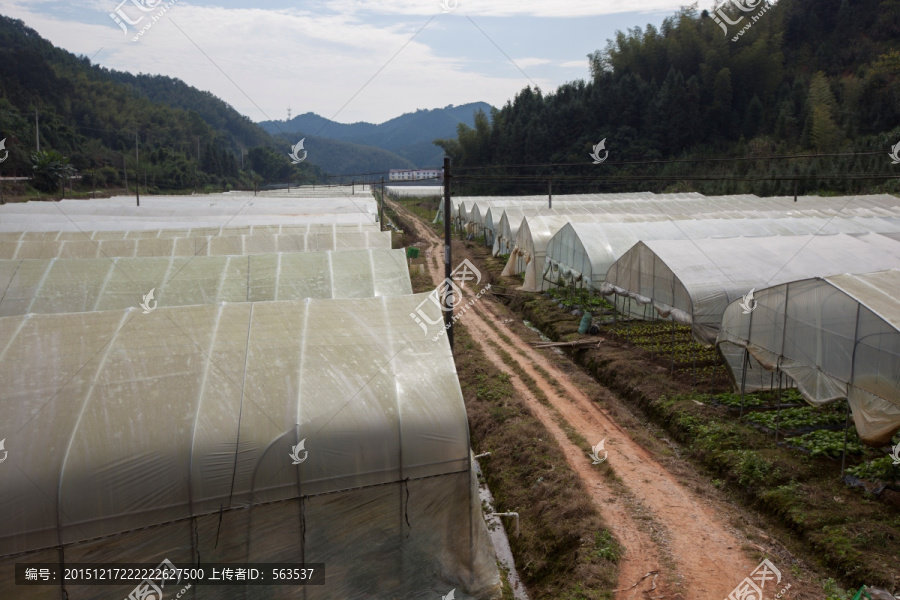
[{"xmin": 475, "ymin": 457, "xmax": 529, "ymax": 600}]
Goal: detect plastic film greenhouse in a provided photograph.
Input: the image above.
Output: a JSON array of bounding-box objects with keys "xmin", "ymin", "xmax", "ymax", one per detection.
[
  {"xmin": 544, "ymin": 216, "xmax": 900, "ymax": 291},
  {"xmin": 716, "ymin": 269, "xmax": 900, "ymax": 445},
  {"xmin": 0, "ymin": 293, "xmax": 500, "ymax": 599},
  {"xmin": 600, "ymin": 233, "xmax": 900, "ymax": 390},
  {"xmin": 0, "ymin": 248, "xmax": 412, "ymax": 316},
  {"xmin": 0, "ymin": 230, "xmax": 391, "ymax": 260}
]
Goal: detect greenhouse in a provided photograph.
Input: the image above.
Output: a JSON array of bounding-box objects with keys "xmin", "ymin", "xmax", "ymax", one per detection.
[
  {"xmin": 0, "ymin": 196, "xmax": 378, "ymax": 217},
  {"xmin": 0, "ymin": 293, "xmax": 500, "ymax": 599},
  {"xmin": 0, "ymin": 248, "xmax": 412, "ymax": 316},
  {"xmin": 716, "ymin": 269, "xmax": 900, "ymax": 446},
  {"xmin": 386, "ymin": 185, "xmax": 443, "ymax": 198},
  {"xmin": 601, "ymin": 233, "xmax": 900, "ymax": 345},
  {"xmin": 0, "ymin": 230, "xmax": 392, "ymax": 259},
  {"xmin": 544, "ymin": 216, "xmax": 900, "ymax": 291}
]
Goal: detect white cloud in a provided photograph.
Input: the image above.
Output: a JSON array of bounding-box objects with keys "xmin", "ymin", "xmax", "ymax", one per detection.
[
  {"xmin": 325, "ymin": 0, "xmax": 709, "ymax": 18},
  {"xmin": 0, "ymin": 0, "xmax": 710, "ymax": 124},
  {"xmin": 1, "ymin": 1, "xmax": 556, "ymax": 124},
  {"xmin": 512, "ymin": 57, "xmax": 554, "ymax": 68}
]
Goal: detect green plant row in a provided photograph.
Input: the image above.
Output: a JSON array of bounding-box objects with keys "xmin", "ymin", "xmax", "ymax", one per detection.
[
  {"xmin": 785, "ymin": 429, "xmax": 866, "ymax": 458},
  {"xmin": 745, "ymin": 406, "xmax": 847, "ymax": 430},
  {"xmin": 845, "ymin": 456, "xmax": 900, "ymax": 483}
]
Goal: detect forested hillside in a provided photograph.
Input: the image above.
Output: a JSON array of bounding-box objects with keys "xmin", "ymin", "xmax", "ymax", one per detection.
[
  {"xmin": 0, "ymin": 16, "xmax": 326, "ymax": 195},
  {"xmin": 437, "ymin": 0, "xmax": 900, "ymax": 197}
]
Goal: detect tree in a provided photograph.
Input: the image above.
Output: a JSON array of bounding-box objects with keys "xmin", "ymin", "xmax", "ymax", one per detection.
[{"xmin": 30, "ymin": 150, "xmax": 74, "ymax": 193}]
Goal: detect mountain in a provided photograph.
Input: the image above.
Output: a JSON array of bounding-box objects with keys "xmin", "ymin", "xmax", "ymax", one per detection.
[
  {"xmin": 0, "ymin": 15, "xmax": 326, "ymax": 193},
  {"xmin": 274, "ymin": 134, "xmax": 416, "ymax": 180},
  {"xmin": 259, "ymin": 102, "xmax": 494, "ymax": 169},
  {"xmin": 436, "ymin": 0, "xmax": 900, "ymax": 198}
]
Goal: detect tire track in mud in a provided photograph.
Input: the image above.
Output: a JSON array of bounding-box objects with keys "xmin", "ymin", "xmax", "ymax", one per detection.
[{"xmin": 390, "ymin": 199, "xmax": 754, "ymax": 599}]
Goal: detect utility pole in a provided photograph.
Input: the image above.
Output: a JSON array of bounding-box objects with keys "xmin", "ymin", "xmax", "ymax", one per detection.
[
  {"xmin": 548, "ymin": 177, "xmax": 552, "ymax": 209},
  {"xmin": 379, "ymin": 176, "xmax": 385, "ymax": 231},
  {"xmin": 34, "ymin": 111, "xmax": 39, "ymax": 152},
  {"xmin": 135, "ymin": 130, "xmax": 140, "ymax": 206},
  {"xmin": 443, "ymin": 157, "xmax": 453, "ymax": 351},
  {"xmin": 123, "ymin": 146, "xmax": 129, "ymax": 195}
]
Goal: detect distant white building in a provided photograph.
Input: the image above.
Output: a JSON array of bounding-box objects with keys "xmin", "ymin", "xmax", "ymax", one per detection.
[{"xmin": 389, "ymin": 168, "xmax": 442, "ymax": 182}]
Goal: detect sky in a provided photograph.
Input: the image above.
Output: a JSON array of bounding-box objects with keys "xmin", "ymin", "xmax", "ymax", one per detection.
[{"xmin": 0, "ymin": 0, "xmax": 717, "ymax": 125}]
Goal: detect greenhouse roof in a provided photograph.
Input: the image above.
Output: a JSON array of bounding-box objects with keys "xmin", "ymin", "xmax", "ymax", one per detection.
[
  {"xmin": 0, "ymin": 230, "xmax": 392, "ymax": 260},
  {"xmin": 717, "ymin": 269, "xmax": 900, "ymax": 445},
  {"xmin": 602, "ymin": 233, "xmax": 900, "ymax": 345},
  {"xmin": 0, "ymin": 248, "xmax": 412, "ymax": 317},
  {"xmin": 0, "ymin": 293, "xmax": 470, "ymax": 557}
]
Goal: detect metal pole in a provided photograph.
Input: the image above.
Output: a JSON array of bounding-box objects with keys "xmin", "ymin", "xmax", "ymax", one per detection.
[
  {"xmin": 670, "ymin": 318, "xmax": 676, "ymax": 374},
  {"xmin": 443, "ymin": 157, "xmax": 453, "ymax": 351},
  {"xmin": 841, "ymin": 400, "xmax": 852, "ymax": 475},
  {"xmin": 35, "ymin": 111, "xmax": 39, "ymax": 152},
  {"xmin": 548, "ymin": 177, "xmax": 552, "ymax": 209},
  {"xmin": 843, "ymin": 303, "xmax": 862, "ymax": 476},
  {"xmin": 135, "ymin": 130, "xmax": 140, "ymax": 207},
  {"xmin": 739, "ymin": 349, "xmax": 749, "ymax": 419},
  {"xmin": 774, "ymin": 369, "xmax": 782, "ymax": 443},
  {"xmin": 380, "ymin": 176, "xmax": 385, "ymax": 232}
]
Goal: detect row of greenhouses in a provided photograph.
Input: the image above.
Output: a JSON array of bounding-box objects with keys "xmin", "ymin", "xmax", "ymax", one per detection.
[
  {"xmin": 450, "ymin": 191, "xmax": 900, "ymax": 446},
  {"xmin": 0, "ymin": 191, "xmax": 500, "ymax": 599}
]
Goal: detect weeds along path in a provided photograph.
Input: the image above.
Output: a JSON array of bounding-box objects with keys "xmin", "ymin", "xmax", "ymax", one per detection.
[{"xmin": 390, "ymin": 199, "xmax": 762, "ymax": 599}]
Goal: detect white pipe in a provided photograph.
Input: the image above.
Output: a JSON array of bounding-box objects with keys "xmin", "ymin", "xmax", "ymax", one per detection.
[
  {"xmin": 474, "ymin": 452, "xmax": 491, "ymax": 459},
  {"xmin": 489, "ymin": 512, "xmax": 520, "ymax": 537}
]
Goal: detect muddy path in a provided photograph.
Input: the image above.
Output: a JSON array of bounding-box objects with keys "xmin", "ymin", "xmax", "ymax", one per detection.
[{"xmin": 390, "ymin": 199, "xmax": 757, "ymax": 599}]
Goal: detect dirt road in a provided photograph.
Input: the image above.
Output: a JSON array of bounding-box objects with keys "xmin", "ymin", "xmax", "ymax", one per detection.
[{"xmin": 391, "ymin": 199, "xmax": 758, "ymax": 599}]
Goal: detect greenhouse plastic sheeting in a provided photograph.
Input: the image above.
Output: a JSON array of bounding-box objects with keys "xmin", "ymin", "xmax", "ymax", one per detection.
[
  {"xmin": 0, "ymin": 293, "xmax": 500, "ymax": 599},
  {"xmin": 1, "ymin": 196, "xmax": 377, "ymax": 216},
  {"xmin": 545, "ymin": 217, "xmax": 900, "ymax": 291},
  {"xmin": 489, "ymin": 194, "xmax": 900, "ymax": 258},
  {"xmin": 0, "ymin": 230, "xmax": 392, "ymax": 260},
  {"xmin": 717, "ymin": 270, "xmax": 900, "ymax": 445},
  {"xmin": 0, "ymin": 213, "xmax": 379, "ymax": 232},
  {"xmin": 0, "ymin": 249, "xmax": 412, "ymax": 316},
  {"xmin": 601, "ymin": 233, "xmax": 900, "ymax": 345},
  {"xmin": 0, "ymin": 223, "xmax": 379, "ymax": 242},
  {"xmin": 386, "ymin": 185, "xmax": 443, "ymax": 198}
]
